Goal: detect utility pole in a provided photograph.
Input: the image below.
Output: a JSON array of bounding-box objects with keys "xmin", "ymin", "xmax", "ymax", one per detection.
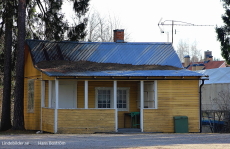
[{"xmin": 158, "ymin": 19, "xmax": 213, "ymax": 44}]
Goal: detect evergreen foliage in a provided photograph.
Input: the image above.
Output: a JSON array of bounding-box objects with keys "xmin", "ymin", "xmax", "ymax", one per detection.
[
  {"xmin": 216, "ymin": 0, "xmax": 230, "ymax": 64},
  {"xmin": 0, "ymin": 0, "xmax": 90, "ymax": 130}
]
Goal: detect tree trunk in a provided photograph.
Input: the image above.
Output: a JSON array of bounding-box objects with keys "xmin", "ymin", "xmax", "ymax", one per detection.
[
  {"xmin": 12, "ymin": 0, "xmax": 26, "ymax": 130},
  {"xmin": 1, "ymin": 1, "xmax": 13, "ymax": 131}
]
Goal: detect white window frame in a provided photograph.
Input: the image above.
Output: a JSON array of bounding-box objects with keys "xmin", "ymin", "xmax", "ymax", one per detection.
[
  {"xmin": 95, "ymin": 87, "xmax": 114, "ymax": 109},
  {"xmin": 95, "ymin": 87, "xmax": 129, "ymax": 111},
  {"xmin": 27, "ymin": 79, "xmax": 35, "ymax": 113},
  {"xmin": 117, "ymin": 87, "xmax": 129, "ymax": 111},
  {"xmin": 137, "ymin": 81, "xmax": 158, "ymax": 109}
]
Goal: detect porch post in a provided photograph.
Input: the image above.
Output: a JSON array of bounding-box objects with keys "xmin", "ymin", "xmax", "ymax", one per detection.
[
  {"xmin": 48, "ymin": 81, "xmax": 52, "ymax": 108},
  {"xmin": 84, "ymin": 80, "xmax": 88, "ymax": 109},
  {"xmin": 113, "ymin": 80, "xmax": 118, "ymax": 132},
  {"xmin": 54, "ymin": 79, "xmax": 59, "ymax": 133},
  {"xmin": 41, "ymin": 81, "xmax": 45, "ymax": 132},
  {"xmin": 140, "ymin": 81, "xmax": 144, "ymax": 132}
]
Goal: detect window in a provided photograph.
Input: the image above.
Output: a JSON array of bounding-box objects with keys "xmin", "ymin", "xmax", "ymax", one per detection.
[
  {"xmin": 97, "ymin": 89, "xmax": 111, "ymax": 108},
  {"xmin": 117, "ymin": 88, "xmax": 129, "ymax": 111},
  {"xmin": 95, "ymin": 87, "xmax": 129, "ymax": 111},
  {"xmin": 28, "ymin": 79, "xmax": 34, "ymax": 113},
  {"xmin": 137, "ymin": 81, "xmax": 157, "ymax": 109}
]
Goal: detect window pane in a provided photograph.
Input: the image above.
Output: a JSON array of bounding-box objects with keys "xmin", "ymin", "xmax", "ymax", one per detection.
[
  {"xmin": 118, "ymin": 104, "xmax": 122, "ymax": 108},
  {"xmin": 98, "ymin": 95, "xmax": 102, "ymax": 101},
  {"xmin": 98, "ymin": 90, "xmax": 103, "ymax": 94},
  {"xmin": 123, "ymin": 94, "xmax": 126, "ymax": 100},
  {"xmin": 28, "ymin": 79, "xmax": 34, "ymax": 113},
  {"xmin": 118, "ymin": 90, "xmax": 122, "ymax": 95},
  {"xmin": 107, "ymin": 90, "xmax": 110, "ymax": 94},
  {"xmin": 119, "ymin": 94, "xmax": 122, "ymax": 100},
  {"xmin": 123, "ymin": 90, "xmax": 126, "ymax": 94}
]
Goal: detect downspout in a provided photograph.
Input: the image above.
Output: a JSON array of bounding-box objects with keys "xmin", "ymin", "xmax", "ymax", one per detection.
[{"xmin": 199, "ymin": 79, "xmax": 204, "ymax": 133}]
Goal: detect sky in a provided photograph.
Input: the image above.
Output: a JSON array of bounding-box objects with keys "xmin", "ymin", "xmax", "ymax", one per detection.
[{"xmin": 88, "ymin": 0, "xmax": 225, "ymax": 60}]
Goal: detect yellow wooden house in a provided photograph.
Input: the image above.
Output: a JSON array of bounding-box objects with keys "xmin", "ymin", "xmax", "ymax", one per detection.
[{"xmin": 24, "ymin": 36, "xmax": 207, "ymax": 133}]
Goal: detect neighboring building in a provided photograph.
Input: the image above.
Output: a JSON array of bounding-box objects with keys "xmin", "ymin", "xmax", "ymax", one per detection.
[
  {"xmin": 197, "ymin": 67, "xmax": 230, "ymax": 133},
  {"xmin": 197, "ymin": 67, "xmax": 230, "ymax": 111},
  {"xmin": 183, "ymin": 51, "xmax": 227, "ymax": 71},
  {"xmin": 24, "ymin": 30, "xmax": 207, "ymax": 134}
]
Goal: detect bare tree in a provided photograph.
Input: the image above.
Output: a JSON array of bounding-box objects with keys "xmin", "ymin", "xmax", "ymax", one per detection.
[
  {"xmin": 211, "ymin": 89, "xmax": 230, "ymax": 111},
  {"xmin": 210, "ymin": 89, "xmax": 230, "ymax": 133},
  {"xmin": 190, "ymin": 41, "xmax": 202, "ymax": 62},
  {"xmin": 176, "ymin": 39, "xmax": 201, "ymax": 62},
  {"xmin": 85, "ymin": 10, "xmax": 131, "ymax": 42},
  {"xmin": 176, "ymin": 39, "xmax": 189, "ymax": 62}
]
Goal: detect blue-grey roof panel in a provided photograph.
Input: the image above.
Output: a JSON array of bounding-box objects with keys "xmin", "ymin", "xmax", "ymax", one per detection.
[
  {"xmin": 26, "ymin": 40, "xmax": 183, "ymax": 68},
  {"xmin": 44, "ymin": 69, "xmax": 205, "ymax": 77}
]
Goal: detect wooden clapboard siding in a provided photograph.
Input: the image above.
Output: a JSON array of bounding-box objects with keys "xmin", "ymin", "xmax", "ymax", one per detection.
[
  {"xmin": 42, "ymin": 108, "xmax": 54, "ymax": 133},
  {"xmin": 144, "ymin": 80, "xmax": 200, "ymax": 133},
  {"xmin": 41, "ymin": 73, "xmax": 55, "ymax": 80},
  {"xmin": 24, "ymin": 45, "xmax": 43, "ymax": 130},
  {"xmin": 57, "ymin": 109, "xmax": 115, "ymax": 133},
  {"xmin": 24, "ymin": 79, "xmax": 41, "ymax": 130},
  {"xmin": 24, "ymin": 45, "xmax": 41, "ymax": 78}
]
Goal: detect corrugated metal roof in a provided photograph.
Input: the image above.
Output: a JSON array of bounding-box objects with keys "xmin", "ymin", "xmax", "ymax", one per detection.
[
  {"xmin": 44, "ymin": 69, "xmax": 204, "ymax": 77},
  {"xmin": 197, "ymin": 67, "xmax": 230, "ymax": 84},
  {"xmin": 26, "ymin": 39, "xmax": 183, "ymax": 68}
]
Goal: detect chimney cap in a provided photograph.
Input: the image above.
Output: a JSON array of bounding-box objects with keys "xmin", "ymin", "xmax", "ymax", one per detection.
[
  {"xmin": 184, "ymin": 55, "xmax": 190, "ymax": 58},
  {"xmin": 113, "ymin": 29, "xmax": 124, "ymax": 32}
]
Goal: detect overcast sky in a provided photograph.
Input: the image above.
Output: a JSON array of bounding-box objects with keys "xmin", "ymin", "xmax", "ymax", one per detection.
[{"xmin": 88, "ymin": 0, "xmax": 225, "ymax": 60}]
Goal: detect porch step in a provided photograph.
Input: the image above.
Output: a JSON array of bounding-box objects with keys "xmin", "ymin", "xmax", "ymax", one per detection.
[{"xmin": 117, "ymin": 128, "xmax": 141, "ymax": 133}]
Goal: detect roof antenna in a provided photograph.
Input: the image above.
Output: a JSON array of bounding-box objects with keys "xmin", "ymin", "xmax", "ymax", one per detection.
[{"xmin": 158, "ymin": 18, "xmax": 213, "ymax": 44}]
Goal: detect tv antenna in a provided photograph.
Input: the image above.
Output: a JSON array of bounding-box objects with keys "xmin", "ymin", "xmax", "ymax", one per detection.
[{"xmin": 158, "ymin": 18, "xmax": 214, "ymax": 43}]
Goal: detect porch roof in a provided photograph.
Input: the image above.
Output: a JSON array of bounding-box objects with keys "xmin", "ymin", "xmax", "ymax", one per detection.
[{"xmin": 43, "ymin": 69, "xmax": 206, "ymax": 78}]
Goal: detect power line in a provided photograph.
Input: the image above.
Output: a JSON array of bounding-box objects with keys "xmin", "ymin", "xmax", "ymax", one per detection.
[{"xmin": 158, "ymin": 19, "xmax": 214, "ymax": 43}]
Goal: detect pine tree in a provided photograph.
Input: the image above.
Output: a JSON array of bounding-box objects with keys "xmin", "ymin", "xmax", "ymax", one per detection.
[
  {"xmin": 35, "ymin": 0, "xmax": 89, "ymax": 41},
  {"xmin": 216, "ymin": 0, "xmax": 230, "ymax": 64},
  {"xmin": 0, "ymin": 0, "xmax": 15, "ymax": 131},
  {"xmin": 12, "ymin": 0, "xmax": 27, "ymax": 130},
  {"xmin": 1, "ymin": 0, "xmax": 90, "ymax": 130}
]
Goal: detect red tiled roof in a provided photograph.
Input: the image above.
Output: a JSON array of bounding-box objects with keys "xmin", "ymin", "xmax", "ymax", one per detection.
[
  {"xmin": 204, "ymin": 61, "xmax": 226, "ymax": 69},
  {"xmin": 186, "ymin": 61, "xmax": 226, "ymax": 70}
]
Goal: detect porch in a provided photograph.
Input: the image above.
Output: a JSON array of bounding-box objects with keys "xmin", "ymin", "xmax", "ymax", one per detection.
[{"xmin": 40, "ymin": 80, "xmax": 157, "ymax": 133}]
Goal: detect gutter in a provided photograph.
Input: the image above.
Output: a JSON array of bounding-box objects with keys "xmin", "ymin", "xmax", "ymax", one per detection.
[{"xmin": 199, "ymin": 79, "xmax": 205, "ymax": 133}]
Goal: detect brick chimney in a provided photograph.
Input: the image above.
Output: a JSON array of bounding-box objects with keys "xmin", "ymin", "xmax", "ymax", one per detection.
[{"xmin": 113, "ymin": 29, "xmax": 124, "ymax": 42}]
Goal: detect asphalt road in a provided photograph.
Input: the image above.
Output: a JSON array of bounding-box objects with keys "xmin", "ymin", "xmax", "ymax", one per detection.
[{"xmin": 0, "ymin": 133, "xmax": 230, "ymax": 149}]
